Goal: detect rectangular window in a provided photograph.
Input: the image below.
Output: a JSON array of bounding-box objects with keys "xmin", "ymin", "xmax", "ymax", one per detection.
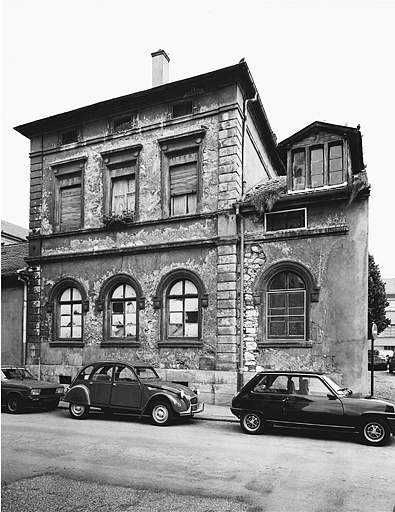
[
  {"xmin": 329, "ymin": 143, "xmax": 343, "ymax": 185},
  {"xmin": 111, "ymin": 175, "xmax": 135, "ymax": 214},
  {"xmin": 113, "ymin": 115, "xmax": 133, "ymax": 132},
  {"xmin": 169, "ymin": 151, "xmax": 198, "ymax": 216},
  {"xmin": 292, "ymin": 149, "xmax": 306, "ymax": 190},
  {"xmin": 310, "ymin": 146, "xmax": 324, "ymax": 188},
  {"xmin": 61, "ymin": 129, "xmax": 79, "ymax": 145},
  {"xmin": 172, "ymin": 100, "xmax": 193, "ymax": 118},
  {"xmin": 267, "ymin": 291, "xmax": 305, "ymax": 339},
  {"xmin": 265, "ymin": 209, "xmax": 306, "ymax": 232},
  {"xmin": 60, "ymin": 185, "xmax": 82, "ymax": 231}
]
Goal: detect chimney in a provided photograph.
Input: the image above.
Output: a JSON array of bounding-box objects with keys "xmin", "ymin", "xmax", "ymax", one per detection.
[{"xmin": 151, "ymin": 49, "xmax": 170, "ymax": 87}]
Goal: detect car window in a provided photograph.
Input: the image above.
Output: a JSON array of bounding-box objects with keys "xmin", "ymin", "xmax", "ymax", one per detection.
[
  {"xmin": 135, "ymin": 367, "xmax": 159, "ymax": 380},
  {"xmin": 253, "ymin": 375, "xmax": 290, "ymax": 394},
  {"xmin": 114, "ymin": 365, "xmax": 137, "ymax": 382},
  {"xmin": 75, "ymin": 365, "xmax": 95, "ymax": 381},
  {"xmin": 1, "ymin": 370, "xmax": 8, "ymax": 380},
  {"xmin": 1, "ymin": 368, "xmax": 35, "ymax": 380},
  {"xmin": 302, "ymin": 377, "xmax": 330, "ymax": 397},
  {"xmin": 91, "ymin": 364, "xmax": 113, "ymax": 382}
]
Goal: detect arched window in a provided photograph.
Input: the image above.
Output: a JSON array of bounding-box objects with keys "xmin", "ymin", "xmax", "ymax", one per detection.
[
  {"xmin": 97, "ymin": 274, "xmax": 144, "ymax": 346},
  {"xmin": 59, "ymin": 287, "xmax": 82, "ymax": 339},
  {"xmin": 47, "ymin": 278, "xmax": 88, "ymax": 345},
  {"xmin": 109, "ymin": 283, "xmax": 137, "ymax": 338},
  {"xmin": 267, "ymin": 271, "xmax": 306, "ymax": 340},
  {"xmin": 168, "ymin": 279, "xmax": 199, "ymax": 338}
]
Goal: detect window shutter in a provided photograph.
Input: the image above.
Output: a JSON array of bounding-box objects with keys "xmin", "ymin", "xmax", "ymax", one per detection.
[
  {"xmin": 60, "ymin": 186, "xmax": 81, "ymax": 231},
  {"xmin": 169, "ymin": 152, "xmax": 198, "ymax": 195}
]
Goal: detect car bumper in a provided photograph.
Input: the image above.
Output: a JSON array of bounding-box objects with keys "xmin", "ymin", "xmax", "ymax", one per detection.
[
  {"xmin": 230, "ymin": 407, "xmax": 242, "ymax": 418},
  {"xmin": 26, "ymin": 395, "xmax": 63, "ymax": 407},
  {"xmin": 179, "ymin": 402, "xmax": 204, "ymax": 416}
]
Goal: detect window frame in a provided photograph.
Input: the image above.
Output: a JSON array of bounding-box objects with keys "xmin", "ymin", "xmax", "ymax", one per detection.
[
  {"xmin": 47, "ymin": 278, "xmax": 88, "ymax": 347},
  {"xmin": 159, "ymin": 130, "xmax": 205, "ymax": 219},
  {"xmin": 154, "ymin": 269, "xmax": 208, "ymax": 348},
  {"xmin": 97, "ymin": 274, "xmax": 145, "ymax": 347},
  {"xmin": 265, "ymin": 208, "xmax": 307, "ymax": 232},
  {"xmin": 101, "ymin": 145, "xmax": 142, "ymax": 221},
  {"xmin": 50, "ymin": 157, "xmax": 87, "ymax": 233}
]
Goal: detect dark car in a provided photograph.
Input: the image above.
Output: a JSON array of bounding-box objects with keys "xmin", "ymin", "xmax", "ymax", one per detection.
[
  {"xmin": 231, "ymin": 371, "xmax": 395, "ymax": 446},
  {"xmin": 64, "ymin": 360, "xmax": 204, "ymax": 426},
  {"xmin": 368, "ymin": 350, "xmax": 388, "ymax": 371},
  {"xmin": 389, "ymin": 356, "xmax": 395, "ymax": 374},
  {"xmin": 1, "ymin": 366, "xmax": 64, "ymax": 414}
]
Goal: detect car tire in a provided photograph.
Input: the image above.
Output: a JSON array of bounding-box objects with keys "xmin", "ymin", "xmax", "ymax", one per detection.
[
  {"xmin": 360, "ymin": 417, "xmax": 390, "ymax": 446},
  {"xmin": 389, "ymin": 367, "xmax": 394, "ymax": 374},
  {"xmin": 150, "ymin": 401, "xmax": 173, "ymax": 426},
  {"xmin": 5, "ymin": 394, "xmax": 23, "ymax": 414},
  {"xmin": 69, "ymin": 403, "xmax": 90, "ymax": 419},
  {"xmin": 240, "ymin": 411, "xmax": 265, "ymax": 435}
]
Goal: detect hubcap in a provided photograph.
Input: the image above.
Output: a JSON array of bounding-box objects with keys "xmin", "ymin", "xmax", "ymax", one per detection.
[
  {"xmin": 8, "ymin": 399, "xmax": 18, "ymax": 412},
  {"xmin": 154, "ymin": 406, "xmax": 168, "ymax": 423},
  {"xmin": 246, "ymin": 414, "xmax": 259, "ymax": 430},
  {"xmin": 72, "ymin": 404, "xmax": 84, "ymax": 416},
  {"xmin": 365, "ymin": 423, "xmax": 384, "ymax": 442}
]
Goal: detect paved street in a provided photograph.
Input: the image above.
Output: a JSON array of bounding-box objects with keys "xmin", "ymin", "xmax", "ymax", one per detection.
[{"xmin": 2, "ymin": 400, "xmax": 395, "ymax": 512}]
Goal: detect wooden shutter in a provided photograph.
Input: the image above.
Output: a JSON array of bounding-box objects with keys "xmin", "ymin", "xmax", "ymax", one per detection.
[
  {"xmin": 60, "ymin": 186, "xmax": 81, "ymax": 231},
  {"xmin": 169, "ymin": 152, "xmax": 198, "ymax": 195}
]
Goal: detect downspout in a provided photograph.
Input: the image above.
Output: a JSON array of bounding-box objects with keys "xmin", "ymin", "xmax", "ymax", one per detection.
[
  {"xmin": 17, "ymin": 270, "xmax": 29, "ymax": 366},
  {"xmin": 236, "ymin": 93, "xmax": 258, "ymax": 391}
]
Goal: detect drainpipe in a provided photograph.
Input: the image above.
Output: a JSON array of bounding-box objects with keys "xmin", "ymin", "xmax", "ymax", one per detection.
[
  {"xmin": 236, "ymin": 205, "xmax": 245, "ymax": 392},
  {"xmin": 17, "ymin": 270, "xmax": 29, "ymax": 366}
]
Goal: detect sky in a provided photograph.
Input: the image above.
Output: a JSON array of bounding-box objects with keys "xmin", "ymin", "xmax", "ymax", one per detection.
[{"xmin": 1, "ymin": 0, "xmax": 394, "ymax": 277}]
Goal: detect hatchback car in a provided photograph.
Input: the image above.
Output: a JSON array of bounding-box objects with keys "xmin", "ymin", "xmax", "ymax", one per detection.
[
  {"xmin": 368, "ymin": 350, "xmax": 388, "ymax": 371},
  {"xmin": 1, "ymin": 366, "xmax": 64, "ymax": 414},
  {"xmin": 64, "ymin": 360, "xmax": 204, "ymax": 426},
  {"xmin": 231, "ymin": 371, "xmax": 395, "ymax": 446}
]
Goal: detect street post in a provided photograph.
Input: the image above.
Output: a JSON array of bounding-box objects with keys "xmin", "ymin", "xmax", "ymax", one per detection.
[{"xmin": 370, "ymin": 323, "xmax": 378, "ymax": 396}]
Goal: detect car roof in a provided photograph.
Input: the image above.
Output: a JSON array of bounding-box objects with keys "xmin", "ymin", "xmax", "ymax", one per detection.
[
  {"xmin": 256, "ymin": 370, "xmax": 325, "ymax": 375},
  {"xmin": 82, "ymin": 361, "xmax": 154, "ymax": 368}
]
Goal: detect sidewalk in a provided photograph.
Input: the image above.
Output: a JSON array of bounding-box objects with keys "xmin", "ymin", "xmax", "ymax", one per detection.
[{"xmin": 58, "ymin": 400, "xmax": 237, "ymax": 423}]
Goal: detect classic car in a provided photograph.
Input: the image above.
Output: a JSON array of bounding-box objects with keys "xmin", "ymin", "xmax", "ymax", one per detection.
[
  {"xmin": 1, "ymin": 366, "xmax": 64, "ymax": 413},
  {"xmin": 231, "ymin": 371, "xmax": 395, "ymax": 446},
  {"xmin": 64, "ymin": 360, "xmax": 204, "ymax": 425},
  {"xmin": 389, "ymin": 356, "xmax": 395, "ymax": 374}
]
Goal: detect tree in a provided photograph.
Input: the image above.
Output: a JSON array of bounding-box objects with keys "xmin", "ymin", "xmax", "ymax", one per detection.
[{"xmin": 368, "ymin": 253, "xmax": 390, "ymax": 337}]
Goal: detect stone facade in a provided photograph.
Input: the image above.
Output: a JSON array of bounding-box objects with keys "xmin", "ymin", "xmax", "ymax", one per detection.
[{"xmin": 15, "ymin": 60, "xmax": 370, "ymax": 404}]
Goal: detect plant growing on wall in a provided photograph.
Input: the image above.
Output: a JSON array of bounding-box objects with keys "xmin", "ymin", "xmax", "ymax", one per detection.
[
  {"xmin": 103, "ymin": 211, "xmax": 134, "ymax": 228},
  {"xmin": 348, "ymin": 170, "xmax": 370, "ymax": 204},
  {"xmin": 368, "ymin": 253, "xmax": 390, "ymax": 337},
  {"xmin": 246, "ymin": 176, "xmax": 287, "ymax": 217}
]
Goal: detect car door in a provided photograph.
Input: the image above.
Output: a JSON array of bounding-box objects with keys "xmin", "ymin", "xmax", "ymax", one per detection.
[
  {"xmin": 248, "ymin": 374, "xmax": 290, "ymax": 421},
  {"xmin": 284, "ymin": 375, "xmax": 346, "ymax": 427},
  {"xmin": 89, "ymin": 364, "xmax": 114, "ymax": 406},
  {"xmin": 109, "ymin": 364, "xmax": 142, "ymax": 409}
]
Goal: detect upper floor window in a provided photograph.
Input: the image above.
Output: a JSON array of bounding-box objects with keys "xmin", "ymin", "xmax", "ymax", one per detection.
[
  {"xmin": 265, "ymin": 208, "xmax": 306, "ymax": 232},
  {"xmin": 267, "ymin": 271, "xmax": 306, "ymax": 340},
  {"xmin": 50, "ymin": 157, "xmax": 87, "ymax": 232},
  {"xmin": 291, "ymin": 141, "xmax": 344, "ymax": 191},
  {"xmin": 60, "ymin": 128, "xmax": 80, "ymax": 146},
  {"xmin": 172, "ymin": 100, "xmax": 193, "ymax": 118},
  {"xmin": 101, "ymin": 146, "xmax": 142, "ymax": 220},
  {"xmin": 112, "ymin": 114, "xmax": 135, "ymax": 133},
  {"xmin": 159, "ymin": 130, "xmax": 205, "ymax": 218}
]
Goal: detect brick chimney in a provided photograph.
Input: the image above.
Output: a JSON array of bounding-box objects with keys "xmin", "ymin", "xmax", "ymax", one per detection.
[{"xmin": 151, "ymin": 49, "xmax": 170, "ymax": 87}]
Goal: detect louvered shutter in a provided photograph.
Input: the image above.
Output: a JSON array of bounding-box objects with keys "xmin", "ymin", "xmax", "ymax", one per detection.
[
  {"xmin": 60, "ymin": 186, "xmax": 81, "ymax": 231},
  {"xmin": 169, "ymin": 152, "xmax": 198, "ymax": 195}
]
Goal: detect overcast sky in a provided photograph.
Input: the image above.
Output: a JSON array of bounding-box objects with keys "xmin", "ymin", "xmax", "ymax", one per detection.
[{"xmin": 1, "ymin": 0, "xmax": 394, "ymax": 277}]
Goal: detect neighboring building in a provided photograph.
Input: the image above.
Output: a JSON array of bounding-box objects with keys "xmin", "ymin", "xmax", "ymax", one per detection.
[
  {"xmin": 1, "ymin": 239, "xmax": 29, "ymax": 365},
  {"xmin": 1, "ymin": 220, "xmax": 29, "ymax": 245},
  {"xmin": 376, "ymin": 278, "xmax": 395, "ymax": 357},
  {"xmin": 14, "ymin": 52, "xmax": 370, "ymax": 402}
]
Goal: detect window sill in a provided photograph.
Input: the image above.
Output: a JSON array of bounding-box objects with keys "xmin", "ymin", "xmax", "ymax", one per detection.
[
  {"xmin": 159, "ymin": 339, "xmax": 203, "ymax": 348},
  {"xmin": 101, "ymin": 341, "xmax": 140, "ymax": 348},
  {"xmin": 258, "ymin": 340, "xmax": 313, "ymax": 349},
  {"xmin": 50, "ymin": 342, "xmax": 84, "ymax": 348}
]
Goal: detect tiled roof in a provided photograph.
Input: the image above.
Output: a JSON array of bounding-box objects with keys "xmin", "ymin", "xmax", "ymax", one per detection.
[
  {"xmin": 1, "ymin": 220, "xmax": 29, "ymax": 242},
  {"xmin": 1, "ymin": 242, "xmax": 28, "ymax": 276}
]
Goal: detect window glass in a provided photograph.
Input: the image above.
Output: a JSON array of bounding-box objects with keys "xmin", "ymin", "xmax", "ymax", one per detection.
[
  {"xmin": 92, "ymin": 365, "xmax": 113, "ymax": 381},
  {"xmin": 267, "ymin": 272, "xmax": 306, "ymax": 340},
  {"xmin": 59, "ymin": 287, "xmax": 83, "ymax": 339},
  {"xmin": 266, "ymin": 210, "xmax": 305, "ymax": 232},
  {"xmin": 253, "ymin": 375, "xmax": 290, "ymax": 393},
  {"xmin": 305, "ymin": 377, "xmax": 329, "ymax": 396},
  {"xmin": 110, "ymin": 283, "xmax": 137, "ymax": 338},
  {"xmin": 292, "ymin": 149, "xmax": 306, "ymax": 190},
  {"xmin": 172, "ymin": 100, "xmax": 193, "ymax": 118},
  {"xmin": 112, "ymin": 175, "xmax": 135, "ymax": 214},
  {"xmin": 76, "ymin": 365, "xmax": 94, "ymax": 381},
  {"xmin": 167, "ymin": 279, "xmax": 199, "ymax": 338},
  {"xmin": 114, "ymin": 365, "xmax": 137, "ymax": 382},
  {"xmin": 169, "ymin": 151, "xmax": 198, "ymax": 216},
  {"xmin": 329, "ymin": 143, "xmax": 343, "ymax": 185},
  {"xmin": 310, "ymin": 147, "xmax": 324, "ymax": 187}
]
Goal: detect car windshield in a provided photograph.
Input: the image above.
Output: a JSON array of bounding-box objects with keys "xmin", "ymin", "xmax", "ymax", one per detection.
[
  {"xmin": 321, "ymin": 375, "xmax": 352, "ymax": 396},
  {"xmin": 1, "ymin": 368, "xmax": 36, "ymax": 380},
  {"xmin": 135, "ymin": 367, "xmax": 160, "ymax": 380}
]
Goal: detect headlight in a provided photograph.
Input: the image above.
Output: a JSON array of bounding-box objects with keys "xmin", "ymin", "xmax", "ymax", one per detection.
[
  {"xmin": 56, "ymin": 388, "xmax": 64, "ymax": 394},
  {"xmin": 30, "ymin": 389, "xmax": 41, "ymax": 396},
  {"xmin": 180, "ymin": 390, "xmax": 187, "ymax": 400}
]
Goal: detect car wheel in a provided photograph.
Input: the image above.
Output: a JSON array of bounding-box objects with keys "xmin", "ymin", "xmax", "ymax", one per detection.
[
  {"xmin": 5, "ymin": 394, "xmax": 23, "ymax": 414},
  {"xmin": 69, "ymin": 403, "xmax": 90, "ymax": 419},
  {"xmin": 360, "ymin": 417, "xmax": 390, "ymax": 446},
  {"xmin": 389, "ymin": 367, "xmax": 394, "ymax": 374},
  {"xmin": 240, "ymin": 411, "xmax": 265, "ymax": 435},
  {"xmin": 150, "ymin": 401, "xmax": 173, "ymax": 426}
]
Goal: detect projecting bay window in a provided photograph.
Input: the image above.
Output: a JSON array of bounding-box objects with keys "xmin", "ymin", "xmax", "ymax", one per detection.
[
  {"xmin": 159, "ymin": 130, "xmax": 205, "ymax": 218},
  {"xmin": 290, "ymin": 141, "xmax": 345, "ymax": 191},
  {"xmin": 51, "ymin": 157, "xmax": 86, "ymax": 233}
]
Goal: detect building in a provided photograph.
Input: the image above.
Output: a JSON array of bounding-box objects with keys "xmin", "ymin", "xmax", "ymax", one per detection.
[
  {"xmin": 376, "ymin": 278, "xmax": 395, "ymax": 357},
  {"xmin": 14, "ymin": 52, "xmax": 370, "ymax": 403},
  {"xmin": 1, "ymin": 222, "xmax": 29, "ymax": 365}
]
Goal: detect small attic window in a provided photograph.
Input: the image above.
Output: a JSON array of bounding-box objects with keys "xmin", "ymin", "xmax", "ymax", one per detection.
[
  {"xmin": 61, "ymin": 129, "xmax": 79, "ymax": 145},
  {"xmin": 113, "ymin": 115, "xmax": 133, "ymax": 132},
  {"xmin": 172, "ymin": 100, "xmax": 193, "ymax": 119}
]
